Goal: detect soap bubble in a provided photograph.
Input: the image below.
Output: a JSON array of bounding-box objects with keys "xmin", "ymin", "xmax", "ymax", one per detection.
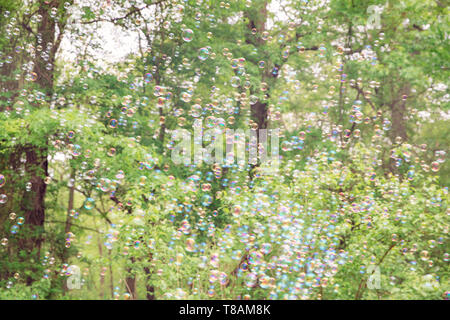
[
  {"xmin": 182, "ymin": 29, "xmax": 194, "ymax": 42},
  {"xmin": 198, "ymin": 47, "xmax": 210, "ymax": 61},
  {"xmin": 84, "ymin": 198, "xmax": 95, "ymax": 210},
  {"xmin": 185, "ymin": 238, "xmax": 195, "ymax": 252},
  {"xmin": 230, "ymin": 76, "xmax": 240, "ymax": 88},
  {"xmin": 10, "ymin": 225, "xmax": 19, "ymax": 234}
]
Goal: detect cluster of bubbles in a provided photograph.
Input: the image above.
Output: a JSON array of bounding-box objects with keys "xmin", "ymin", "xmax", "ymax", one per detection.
[{"xmin": 0, "ymin": 0, "xmax": 447, "ymax": 301}]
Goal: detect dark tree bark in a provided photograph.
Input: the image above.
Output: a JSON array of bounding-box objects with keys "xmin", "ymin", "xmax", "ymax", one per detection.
[
  {"xmin": 251, "ymin": 101, "xmax": 269, "ymax": 130},
  {"xmin": 125, "ymin": 256, "xmax": 138, "ymax": 300},
  {"xmin": 390, "ymin": 85, "xmax": 410, "ymax": 142},
  {"xmin": 246, "ymin": 2, "xmax": 269, "ymax": 131},
  {"xmin": 19, "ymin": 145, "xmax": 48, "ymax": 285},
  {"xmin": 143, "ymin": 265, "xmax": 155, "ymax": 300},
  {"xmin": 389, "ymin": 85, "xmax": 410, "ymax": 173},
  {"xmin": 17, "ymin": 1, "xmax": 62, "ymax": 284}
]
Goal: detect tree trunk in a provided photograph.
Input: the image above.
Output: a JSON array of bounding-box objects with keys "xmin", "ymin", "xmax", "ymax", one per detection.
[
  {"xmin": 390, "ymin": 85, "xmax": 410, "ymax": 142},
  {"xmin": 246, "ymin": 2, "xmax": 269, "ymax": 131},
  {"xmin": 19, "ymin": 146, "xmax": 48, "ymax": 285},
  {"xmin": 251, "ymin": 101, "xmax": 268, "ymax": 130},
  {"xmin": 125, "ymin": 256, "xmax": 138, "ymax": 300},
  {"xmin": 144, "ymin": 263, "xmax": 155, "ymax": 300},
  {"xmin": 17, "ymin": 1, "xmax": 63, "ymax": 284},
  {"xmin": 389, "ymin": 85, "xmax": 410, "ymax": 173},
  {"xmin": 125, "ymin": 275, "xmax": 137, "ymax": 299}
]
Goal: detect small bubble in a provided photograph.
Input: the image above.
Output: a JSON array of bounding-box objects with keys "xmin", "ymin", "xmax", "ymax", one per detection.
[{"xmin": 198, "ymin": 47, "xmax": 210, "ymax": 61}]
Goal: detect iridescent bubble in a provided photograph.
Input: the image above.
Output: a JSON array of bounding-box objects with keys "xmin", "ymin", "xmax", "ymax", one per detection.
[
  {"xmin": 109, "ymin": 119, "xmax": 118, "ymax": 128},
  {"xmin": 431, "ymin": 161, "xmax": 440, "ymax": 172},
  {"xmin": 299, "ymin": 131, "xmax": 306, "ymax": 140},
  {"xmin": 0, "ymin": 174, "xmax": 5, "ymax": 188},
  {"xmin": 261, "ymin": 243, "xmax": 272, "ymax": 255},
  {"xmin": 144, "ymin": 73, "xmax": 153, "ymax": 83},
  {"xmin": 201, "ymin": 194, "xmax": 213, "ymax": 206},
  {"xmin": 107, "ymin": 148, "xmax": 116, "ymax": 157},
  {"xmin": 175, "ymin": 253, "xmax": 184, "ymax": 266},
  {"xmin": 230, "ymin": 76, "xmax": 240, "ymax": 88},
  {"xmin": 191, "ymin": 104, "xmax": 202, "ymax": 117},
  {"xmin": 98, "ymin": 178, "xmax": 111, "ymax": 192},
  {"xmin": 318, "ymin": 45, "xmax": 327, "ymax": 57},
  {"xmin": 139, "ymin": 176, "xmax": 147, "ymax": 186},
  {"xmin": 219, "ymin": 272, "xmax": 228, "ymax": 285},
  {"xmin": 420, "ymin": 250, "xmax": 429, "ymax": 261},
  {"xmin": 0, "ymin": 194, "xmax": 7, "ymax": 204},
  {"xmin": 232, "ymin": 205, "xmax": 241, "ymax": 217},
  {"xmin": 185, "ymin": 238, "xmax": 195, "ymax": 252},
  {"xmin": 116, "ymin": 170, "xmax": 125, "ymax": 179},
  {"xmin": 210, "ymin": 253, "xmax": 219, "ymax": 268},
  {"xmin": 435, "ymin": 150, "xmax": 446, "ymax": 163},
  {"xmin": 182, "ymin": 29, "xmax": 194, "ymax": 42},
  {"xmin": 10, "ymin": 225, "xmax": 19, "ymax": 234},
  {"xmin": 239, "ymin": 262, "xmax": 248, "ymax": 272},
  {"xmin": 249, "ymin": 95, "xmax": 258, "ymax": 104},
  {"xmin": 154, "ymin": 86, "xmax": 165, "ymax": 97},
  {"xmin": 245, "ymin": 272, "xmax": 257, "ymax": 288},
  {"xmin": 148, "ymin": 239, "xmax": 155, "ymax": 249},
  {"xmin": 248, "ymin": 251, "xmax": 263, "ymax": 265},
  {"xmin": 259, "ymin": 275, "xmax": 275, "ymax": 289},
  {"xmin": 84, "ymin": 198, "xmax": 95, "ymax": 210},
  {"xmin": 281, "ymin": 141, "xmax": 292, "ymax": 152},
  {"xmin": 198, "ymin": 47, "xmax": 210, "ymax": 61},
  {"xmin": 69, "ymin": 209, "xmax": 79, "ymax": 218},
  {"xmin": 180, "ymin": 91, "xmax": 192, "ymax": 103},
  {"xmin": 209, "ymin": 270, "xmax": 219, "ymax": 283},
  {"xmin": 428, "ymin": 240, "xmax": 436, "ymax": 248}
]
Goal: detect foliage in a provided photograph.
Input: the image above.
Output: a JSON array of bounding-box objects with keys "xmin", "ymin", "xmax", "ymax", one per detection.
[{"xmin": 0, "ymin": 0, "xmax": 448, "ymax": 300}]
